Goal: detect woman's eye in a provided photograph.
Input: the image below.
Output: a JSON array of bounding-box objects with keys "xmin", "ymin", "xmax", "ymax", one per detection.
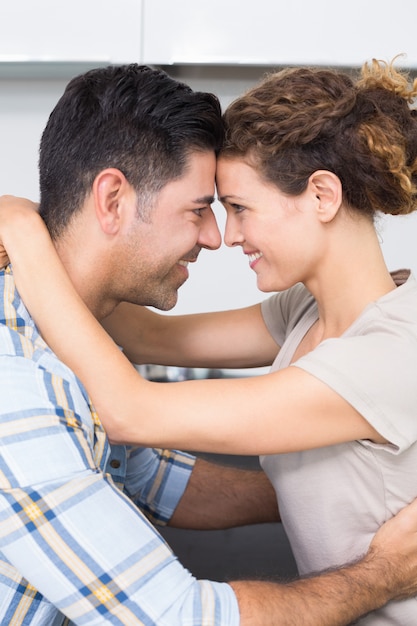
[{"xmin": 232, "ymin": 204, "xmax": 246, "ymax": 213}]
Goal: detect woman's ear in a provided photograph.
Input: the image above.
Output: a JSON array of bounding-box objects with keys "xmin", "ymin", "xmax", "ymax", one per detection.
[
  {"xmin": 308, "ymin": 170, "xmax": 343, "ymax": 223},
  {"xmin": 92, "ymin": 168, "xmax": 128, "ymax": 235}
]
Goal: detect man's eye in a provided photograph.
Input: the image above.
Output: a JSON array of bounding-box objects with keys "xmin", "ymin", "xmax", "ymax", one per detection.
[{"xmin": 193, "ymin": 208, "xmax": 205, "ymax": 217}]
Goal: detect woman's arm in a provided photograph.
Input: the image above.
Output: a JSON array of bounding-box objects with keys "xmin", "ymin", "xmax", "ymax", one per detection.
[
  {"xmin": 0, "ymin": 196, "xmax": 39, "ymax": 268},
  {"xmin": 0, "ymin": 196, "xmax": 384, "ymax": 456},
  {"xmin": 102, "ymin": 302, "xmax": 279, "ymax": 369}
]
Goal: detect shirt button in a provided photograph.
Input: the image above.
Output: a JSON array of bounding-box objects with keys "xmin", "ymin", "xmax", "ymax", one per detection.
[{"xmin": 110, "ymin": 460, "xmax": 121, "ymax": 469}]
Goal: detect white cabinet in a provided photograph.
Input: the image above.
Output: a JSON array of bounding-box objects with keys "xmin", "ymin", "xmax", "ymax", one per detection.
[
  {"xmin": 142, "ymin": 0, "xmax": 417, "ymax": 68},
  {"xmin": 0, "ymin": 0, "xmax": 142, "ymax": 64},
  {"xmin": 2, "ymin": 0, "xmax": 416, "ymax": 70}
]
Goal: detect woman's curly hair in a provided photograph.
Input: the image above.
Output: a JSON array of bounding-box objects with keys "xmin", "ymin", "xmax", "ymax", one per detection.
[{"xmin": 221, "ymin": 58, "xmax": 417, "ymax": 217}]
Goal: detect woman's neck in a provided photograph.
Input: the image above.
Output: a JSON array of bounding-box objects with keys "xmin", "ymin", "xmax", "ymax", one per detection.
[{"xmin": 304, "ymin": 219, "xmax": 396, "ymax": 340}]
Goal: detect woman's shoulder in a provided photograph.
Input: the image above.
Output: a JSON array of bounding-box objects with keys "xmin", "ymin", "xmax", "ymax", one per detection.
[
  {"xmin": 379, "ymin": 270, "xmax": 417, "ymax": 322},
  {"xmin": 261, "ymin": 283, "xmax": 316, "ymax": 339}
]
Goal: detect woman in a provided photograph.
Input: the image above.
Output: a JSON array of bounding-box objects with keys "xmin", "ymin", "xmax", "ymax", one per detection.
[{"xmin": 2, "ymin": 58, "xmax": 417, "ymax": 623}]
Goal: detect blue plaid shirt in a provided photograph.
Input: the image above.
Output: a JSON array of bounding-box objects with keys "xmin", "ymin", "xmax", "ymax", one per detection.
[{"xmin": 0, "ymin": 267, "xmax": 239, "ymax": 625}]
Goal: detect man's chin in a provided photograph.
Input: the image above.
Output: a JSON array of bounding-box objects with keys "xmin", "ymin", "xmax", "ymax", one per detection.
[{"xmin": 153, "ymin": 291, "xmax": 179, "ymax": 312}]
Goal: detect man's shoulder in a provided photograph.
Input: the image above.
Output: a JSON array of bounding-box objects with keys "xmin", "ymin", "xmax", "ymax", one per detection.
[
  {"xmin": 0, "ymin": 271, "xmax": 50, "ymax": 364},
  {"xmin": 0, "ymin": 266, "xmax": 33, "ymax": 334},
  {"xmin": 0, "ymin": 268, "xmax": 91, "ymax": 406}
]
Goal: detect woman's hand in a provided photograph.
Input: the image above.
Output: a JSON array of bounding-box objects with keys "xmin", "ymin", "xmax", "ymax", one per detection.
[
  {"xmin": 0, "ymin": 239, "xmax": 8, "ymax": 269},
  {"xmin": 0, "ymin": 195, "xmax": 39, "ymax": 268}
]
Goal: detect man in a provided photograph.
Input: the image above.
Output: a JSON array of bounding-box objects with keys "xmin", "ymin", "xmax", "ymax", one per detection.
[{"xmin": 1, "ymin": 63, "xmax": 417, "ymax": 625}]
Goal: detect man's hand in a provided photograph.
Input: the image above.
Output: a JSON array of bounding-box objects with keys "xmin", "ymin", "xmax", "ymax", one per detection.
[
  {"xmin": 232, "ymin": 499, "xmax": 417, "ymax": 626},
  {"xmin": 367, "ymin": 497, "xmax": 417, "ymax": 600},
  {"xmin": 0, "ymin": 195, "xmax": 39, "ymax": 269}
]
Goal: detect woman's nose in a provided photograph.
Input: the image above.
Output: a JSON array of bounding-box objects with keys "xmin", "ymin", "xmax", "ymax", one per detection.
[{"xmin": 224, "ymin": 215, "xmax": 244, "ymax": 248}]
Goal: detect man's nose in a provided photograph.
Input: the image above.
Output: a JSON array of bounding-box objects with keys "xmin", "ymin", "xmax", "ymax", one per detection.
[{"xmin": 199, "ymin": 208, "xmax": 222, "ymax": 250}]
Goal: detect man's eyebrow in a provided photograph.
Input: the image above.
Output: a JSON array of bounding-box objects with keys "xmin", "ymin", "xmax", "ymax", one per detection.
[{"xmin": 193, "ymin": 195, "xmax": 215, "ymax": 204}]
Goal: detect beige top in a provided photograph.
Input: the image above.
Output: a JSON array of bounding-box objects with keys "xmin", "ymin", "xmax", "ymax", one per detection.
[{"xmin": 261, "ymin": 273, "xmax": 417, "ymax": 624}]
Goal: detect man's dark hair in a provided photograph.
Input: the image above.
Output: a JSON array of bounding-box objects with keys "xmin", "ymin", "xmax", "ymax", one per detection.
[{"xmin": 39, "ymin": 64, "xmax": 224, "ymax": 238}]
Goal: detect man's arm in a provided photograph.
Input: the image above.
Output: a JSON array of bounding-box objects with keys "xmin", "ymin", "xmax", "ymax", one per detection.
[
  {"xmin": 233, "ymin": 497, "xmax": 417, "ymax": 625},
  {"xmin": 123, "ymin": 449, "xmax": 279, "ymax": 529},
  {"xmin": 170, "ymin": 457, "xmax": 279, "ymax": 529},
  {"xmin": 102, "ymin": 300, "xmax": 279, "ymax": 370}
]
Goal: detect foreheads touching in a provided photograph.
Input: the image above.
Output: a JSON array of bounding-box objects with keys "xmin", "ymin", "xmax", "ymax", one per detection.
[
  {"xmin": 220, "ymin": 59, "xmax": 417, "ymax": 220},
  {"xmin": 38, "ymin": 64, "xmax": 224, "ymax": 239}
]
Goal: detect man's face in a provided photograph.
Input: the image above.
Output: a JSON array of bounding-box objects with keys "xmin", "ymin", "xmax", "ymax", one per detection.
[{"xmin": 117, "ymin": 150, "xmax": 220, "ymax": 310}]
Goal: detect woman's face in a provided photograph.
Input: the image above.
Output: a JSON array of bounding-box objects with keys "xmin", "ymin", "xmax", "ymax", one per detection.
[{"xmin": 216, "ymin": 157, "xmax": 324, "ymax": 292}]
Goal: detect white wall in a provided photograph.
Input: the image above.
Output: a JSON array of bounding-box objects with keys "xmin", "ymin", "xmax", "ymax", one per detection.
[{"xmin": 0, "ymin": 78, "xmax": 62, "ymax": 198}]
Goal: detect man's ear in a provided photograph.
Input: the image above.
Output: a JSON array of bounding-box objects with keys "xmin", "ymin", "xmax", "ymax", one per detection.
[
  {"xmin": 92, "ymin": 168, "xmax": 129, "ymax": 235},
  {"xmin": 308, "ymin": 170, "xmax": 343, "ymax": 223}
]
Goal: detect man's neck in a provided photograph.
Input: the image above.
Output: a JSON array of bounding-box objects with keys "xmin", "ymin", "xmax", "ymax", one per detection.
[{"xmin": 55, "ymin": 238, "xmax": 116, "ymax": 322}]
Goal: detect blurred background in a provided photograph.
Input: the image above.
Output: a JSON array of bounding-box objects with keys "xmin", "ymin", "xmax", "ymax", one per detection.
[{"xmin": 1, "ymin": 0, "xmax": 416, "ymax": 581}]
